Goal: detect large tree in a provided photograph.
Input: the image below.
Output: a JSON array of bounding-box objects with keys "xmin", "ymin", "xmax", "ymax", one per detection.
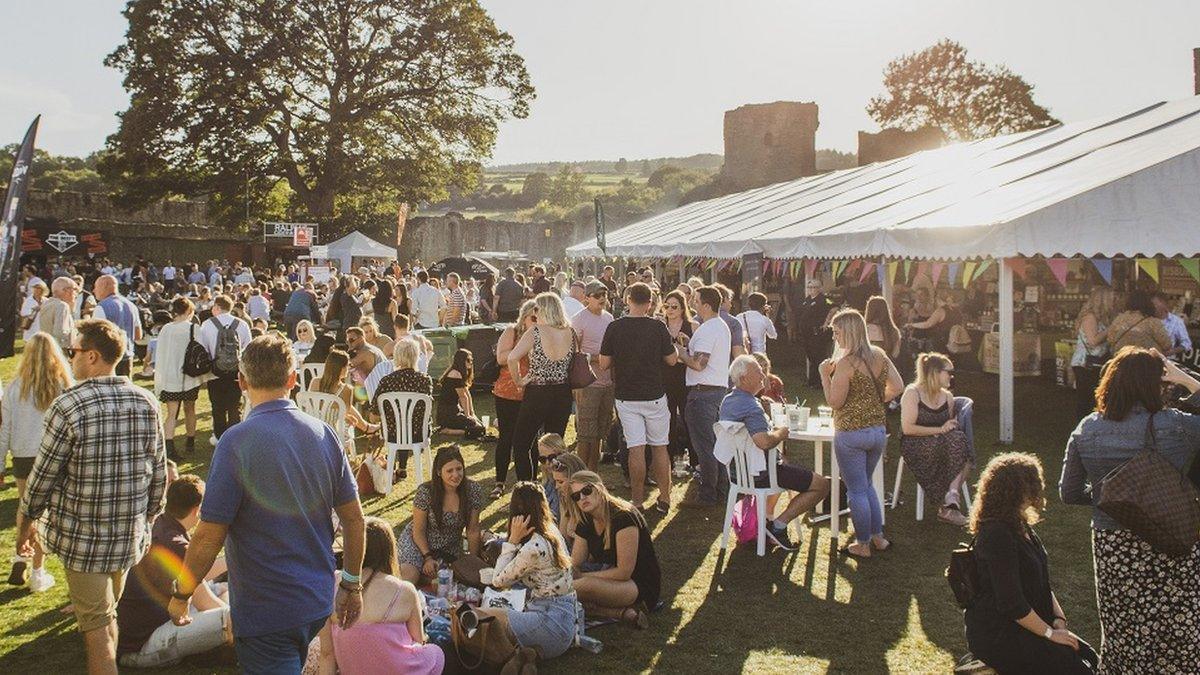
[
  {"xmin": 101, "ymin": 0, "xmax": 534, "ymax": 227},
  {"xmin": 867, "ymin": 39, "xmax": 1057, "ymax": 142}
]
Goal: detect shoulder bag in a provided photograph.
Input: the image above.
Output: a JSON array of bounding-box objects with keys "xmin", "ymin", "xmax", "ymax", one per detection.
[
  {"xmin": 1097, "ymin": 412, "xmax": 1200, "ymax": 557},
  {"xmin": 569, "ymin": 328, "xmax": 596, "ymax": 389},
  {"xmin": 945, "ymin": 537, "xmax": 979, "ymax": 609},
  {"xmin": 450, "ymin": 602, "xmax": 518, "ymax": 671},
  {"xmin": 181, "ymin": 323, "xmax": 213, "ymax": 377}
]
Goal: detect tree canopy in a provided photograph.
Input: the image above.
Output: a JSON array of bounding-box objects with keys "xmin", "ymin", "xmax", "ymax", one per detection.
[
  {"xmin": 867, "ymin": 39, "xmax": 1057, "ymax": 142},
  {"xmin": 101, "ymin": 0, "xmax": 534, "ymax": 229}
]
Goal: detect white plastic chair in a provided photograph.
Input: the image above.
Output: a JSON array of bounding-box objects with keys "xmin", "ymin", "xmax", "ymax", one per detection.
[
  {"xmin": 891, "ymin": 456, "xmax": 973, "ymax": 521},
  {"xmin": 296, "ymin": 391, "xmax": 350, "ymax": 447},
  {"xmin": 298, "ymin": 363, "xmax": 325, "ymax": 390},
  {"xmin": 716, "ymin": 421, "xmax": 786, "ymax": 557},
  {"xmin": 376, "ymin": 392, "xmax": 434, "ymax": 494}
]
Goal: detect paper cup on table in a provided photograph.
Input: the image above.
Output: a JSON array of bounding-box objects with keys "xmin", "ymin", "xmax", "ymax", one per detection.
[
  {"xmin": 797, "ymin": 406, "xmax": 810, "ymax": 429},
  {"xmin": 479, "ymin": 567, "xmax": 494, "ymax": 586},
  {"xmin": 770, "ymin": 402, "xmax": 785, "ymax": 419},
  {"xmin": 481, "ymin": 415, "xmax": 491, "ymax": 430}
]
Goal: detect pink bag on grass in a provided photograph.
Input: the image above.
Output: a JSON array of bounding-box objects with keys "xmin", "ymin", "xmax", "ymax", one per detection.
[{"xmin": 731, "ymin": 495, "xmax": 758, "ymax": 544}]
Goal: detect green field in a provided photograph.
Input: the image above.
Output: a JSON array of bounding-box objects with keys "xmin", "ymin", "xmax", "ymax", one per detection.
[{"xmin": 0, "ymin": 343, "xmax": 1099, "ymax": 673}]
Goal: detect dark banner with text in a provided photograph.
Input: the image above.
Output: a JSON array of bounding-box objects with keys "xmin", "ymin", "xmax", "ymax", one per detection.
[
  {"xmin": 21, "ymin": 222, "xmax": 109, "ymax": 257},
  {"xmin": 0, "ymin": 117, "xmax": 40, "ymax": 357}
]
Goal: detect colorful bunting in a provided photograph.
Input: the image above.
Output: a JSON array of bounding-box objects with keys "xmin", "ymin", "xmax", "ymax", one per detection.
[
  {"xmin": 1045, "ymin": 257, "xmax": 1070, "ymax": 287},
  {"xmin": 972, "ymin": 259, "xmax": 993, "ymax": 282},
  {"xmin": 887, "ymin": 261, "xmax": 900, "ymax": 284},
  {"xmin": 876, "ymin": 263, "xmax": 886, "ymax": 289},
  {"xmin": 1090, "ymin": 258, "xmax": 1113, "ymax": 285},
  {"xmin": 947, "ymin": 262, "xmax": 961, "ymax": 287},
  {"xmin": 930, "ymin": 262, "xmax": 945, "ymax": 286},
  {"xmin": 903, "ymin": 260, "xmax": 913, "ymax": 284},
  {"xmin": 859, "ymin": 261, "xmax": 875, "ymax": 283},
  {"xmin": 1136, "ymin": 258, "xmax": 1159, "ymax": 283},
  {"xmin": 1178, "ymin": 258, "xmax": 1200, "ymax": 284},
  {"xmin": 1005, "ymin": 258, "xmax": 1028, "ymax": 280},
  {"xmin": 804, "ymin": 259, "xmax": 818, "ymax": 279},
  {"xmin": 962, "ymin": 262, "xmax": 977, "ymax": 287}
]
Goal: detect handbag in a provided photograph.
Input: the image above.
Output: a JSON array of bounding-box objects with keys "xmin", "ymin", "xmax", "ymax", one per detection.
[
  {"xmin": 732, "ymin": 495, "xmax": 759, "ymax": 544},
  {"xmin": 450, "ymin": 602, "xmax": 518, "ymax": 670},
  {"xmin": 451, "ymin": 552, "xmax": 488, "ymax": 589},
  {"xmin": 945, "ymin": 538, "xmax": 979, "ymax": 609},
  {"xmin": 181, "ymin": 323, "xmax": 214, "ymax": 377},
  {"xmin": 568, "ymin": 329, "xmax": 596, "ymax": 389},
  {"xmin": 1097, "ymin": 413, "xmax": 1200, "ymax": 557},
  {"xmin": 947, "ymin": 324, "xmax": 974, "ymax": 354}
]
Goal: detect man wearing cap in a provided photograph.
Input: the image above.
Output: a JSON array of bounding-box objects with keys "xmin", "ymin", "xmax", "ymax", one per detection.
[
  {"xmin": 797, "ymin": 278, "xmax": 833, "ymax": 386},
  {"xmin": 562, "ymin": 279, "xmax": 586, "ymax": 318},
  {"xmin": 570, "ymin": 280, "xmax": 615, "ymax": 469}
]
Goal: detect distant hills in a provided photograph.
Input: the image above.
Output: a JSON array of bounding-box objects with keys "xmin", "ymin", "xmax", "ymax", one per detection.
[{"xmin": 486, "ymin": 149, "xmax": 856, "ymax": 175}]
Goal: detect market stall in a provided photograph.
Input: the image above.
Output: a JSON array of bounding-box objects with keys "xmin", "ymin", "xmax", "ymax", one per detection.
[
  {"xmin": 323, "ymin": 231, "xmax": 396, "ymax": 273},
  {"xmin": 568, "ymin": 95, "xmax": 1200, "ymax": 443}
]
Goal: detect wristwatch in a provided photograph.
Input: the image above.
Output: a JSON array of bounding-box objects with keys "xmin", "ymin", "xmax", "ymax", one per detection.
[{"xmin": 171, "ymin": 579, "xmax": 193, "ymax": 602}]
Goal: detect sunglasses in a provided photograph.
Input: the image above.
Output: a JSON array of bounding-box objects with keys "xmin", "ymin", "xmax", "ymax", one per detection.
[
  {"xmin": 538, "ymin": 452, "xmax": 562, "ymax": 464},
  {"xmin": 570, "ymin": 485, "xmax": 595, "ymax": 502},
  {"xmin": 64, "ymin": 346, "xmax": 91, "ymax": 359}
]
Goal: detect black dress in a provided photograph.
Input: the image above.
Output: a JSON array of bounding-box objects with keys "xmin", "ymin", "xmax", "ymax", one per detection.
[
  {"xmin": 664, "ymin": 319, "xmax": 693, "ymax": 464},
  {"xmin": 576, "ymin": 508, "xmax": 661, "ymax": 608},
  {"xmin": 965, "ymin": 520, "xmax": 1098, "ymax": 674},
  {"xmin": 437, "ymin": 374, "xmax": 484, "ymax": 436}
]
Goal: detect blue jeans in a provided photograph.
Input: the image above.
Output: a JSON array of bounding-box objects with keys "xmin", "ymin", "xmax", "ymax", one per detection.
[
  {"xmin": 954, "ymin": 396, "xmax": 976, "ymax": 462},
  {"xmin": 685, "ymin": 387, "xmax": 728, "ymax": 503},
  {"xmin": 234, "ymin": 616, "xmax": 327, "ymax": 675},
  {"xmin": 834, "ymin": 425, "xmax": 887, "ymax": 544}
]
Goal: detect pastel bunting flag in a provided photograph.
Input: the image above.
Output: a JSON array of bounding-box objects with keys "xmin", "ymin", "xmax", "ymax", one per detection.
[
  {"xmin": 973, "ymin": 259, "xmax": 993, "ymax": 282},
  {"xmin": 947, "ymin": 262, "xmax": 961, "ymax": 287},
  {"xmin": 1006, "ymin": 258, "xmax": 1028, "ymax": 280},
  {"xmin": 1046, "ymin": 257, "xmax": 1070, "ymax": 287},
  {"xmin": 877, "ymin": 263, "xmax": 886, "ymax": 289},
  {"xmin": 887, "ymin": 261, "xmax": 900, "ymax": 284},
  {"xmin": 833, "ymin": 260, "xmax": 846, "ymax": 279},
  {"xmin": 1178, "ymin": 258, "xmax": 1200, "ymax": 284},
  {"xmin": 804, "ymin": 259, "xmax": 818, "ymax": 279},
  {"xmin": 930, "ymin": 262, "xmax": 945, "ymax": 286},
  {"xmin": 903, "ymin": 260, "xmax": 912, "ymax": 283},
  {"xmin": 859, "ymin": 261, "xmax": 875, "ymax": 283},
  {"xmin": 1136, "ymin": 258, "xmax": 1159, "ymax": 283},
  {"xmin": 962, "ymin": 262, "xmax": 977, "ymax": 286},
  {"xmin": 1090, "ymin": 258, "xmax": 1113, "ymax": 285}
]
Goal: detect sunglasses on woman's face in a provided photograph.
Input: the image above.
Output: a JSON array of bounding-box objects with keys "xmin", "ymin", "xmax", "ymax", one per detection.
[
  {"xmin": 538, "ymin": 452, "xmax": 561, "ymax": 464},
  {"xmin": 570, "ymin": 485, "xmax": 595, "ymax": 502}
]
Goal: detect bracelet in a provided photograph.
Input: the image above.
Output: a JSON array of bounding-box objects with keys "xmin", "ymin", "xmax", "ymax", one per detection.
[
  {"xmin": 339, "ymin": 580, "xmax": 363, "ymax": 593},
  {"xmin": 340, "ymin": 569, "xmax": 361, "ymax": 584}
]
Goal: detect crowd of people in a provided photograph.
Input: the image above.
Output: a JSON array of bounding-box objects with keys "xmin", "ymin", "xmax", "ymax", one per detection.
[{"xmin": 2, "ymin": 252, "xmax": 1198, "ymax": 675}]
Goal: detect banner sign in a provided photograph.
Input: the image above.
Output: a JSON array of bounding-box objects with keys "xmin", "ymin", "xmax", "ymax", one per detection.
[
  {"xmin": 21, "ymin": 223, "xmax": 108, "ymax": 256},
  {"xmin": 0, "ymin": 116, "xmax": 40, "ymax": 358},
  {"xmin": 292, "ymin": 225, "xmax": 313, "ymax": 247},
  {"xmin": 308, "ymin": 245, "xmax": 329, "ymax": 259},
  {"xmin": 263, "ymin": 221, "xmax": 318, "ymax": 243},
  {"xmin": 594, "ymin": 198, "xmax": 606, "ymax": 253}
]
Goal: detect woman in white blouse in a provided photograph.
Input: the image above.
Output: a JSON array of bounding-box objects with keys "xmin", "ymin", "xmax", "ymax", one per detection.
[
  {"xmin": 153, "ymin": 297, "xmax": 205, "ymax": 458},
  {"xmin": 476, "ymin": 482, "xmax": 577, "ymax": 668},
  {"xmin": 2, "ymin": 333, "xmax": 73, "ymax": 592}
]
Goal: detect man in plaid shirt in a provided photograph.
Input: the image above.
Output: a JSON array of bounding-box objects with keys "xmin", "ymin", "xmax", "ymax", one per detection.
[{"xmin": 18, "ymin": 318, "xmax": 167, "ymax": 675}]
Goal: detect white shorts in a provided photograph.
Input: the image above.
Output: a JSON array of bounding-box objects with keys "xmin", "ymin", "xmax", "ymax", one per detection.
[{"xmin": 615, "ymin": 396, "xmax": 671, "ymax": 448}]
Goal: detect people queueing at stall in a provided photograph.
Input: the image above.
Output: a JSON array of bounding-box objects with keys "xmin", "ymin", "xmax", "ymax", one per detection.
[{"xmin": 7, "ymin": 250, "xmax": 1200, "ymax": 674}]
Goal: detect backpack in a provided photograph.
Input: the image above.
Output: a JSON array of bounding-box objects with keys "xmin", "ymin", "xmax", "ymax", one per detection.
[
  {"xmin": 945, "ymin": 538, "xmax": 979, "ymax": 609},
  {"xmin": 209, "ymin": 316, "xmax": 242, "ymax": 378},
  {"xmin": 181, "ymin": 323, "xmax": 213, "ymax": 377}
]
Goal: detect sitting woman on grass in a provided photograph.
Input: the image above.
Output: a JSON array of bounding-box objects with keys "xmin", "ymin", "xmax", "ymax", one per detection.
[
  {"xmin": 396, "ymin": 445, "xmax": 485, "ymax": 585},
  {"xmin": 536, "ymin": 433, "xmax": 568, "ymax": 520},
  {"xmin": 319, "ymin": 517, "xmax": 443, "ymax": 675},
  {"xmin": 569, "ymin": 471, "xmax": 661, "ymax": 630},
  {"xmin": 550, "ymin": 453, "xmax": 588, "ymax": 552},
  {"xmin": 474, "ymin": 482, "xmax": 577, "ymax": 670},
  {"xmin": 899, "ymin": 352, "xmax": 974, "ymax": 526},
  {"xmin": 436, "ymin": 348, "xmax": 488, "ymax": 439}
]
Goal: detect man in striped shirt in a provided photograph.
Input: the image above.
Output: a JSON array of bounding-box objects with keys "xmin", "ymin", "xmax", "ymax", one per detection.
[{"xmin": 444, "ymin": 272, "xmax": 468, "ymax": 326}]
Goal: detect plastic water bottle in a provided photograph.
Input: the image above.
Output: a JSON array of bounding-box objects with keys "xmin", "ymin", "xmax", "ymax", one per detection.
[
  {"xmin": 576, "ymin": 634, "xmax": 603, "ymax": 654},
  {"xmin": 437, "ymin": 566, "xmax": 453, "ymax": 599}
]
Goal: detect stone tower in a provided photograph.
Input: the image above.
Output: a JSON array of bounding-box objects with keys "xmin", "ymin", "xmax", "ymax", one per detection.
[{"xmin": 720, "ymin": 101, "xmax": 819, "ymax": 192}]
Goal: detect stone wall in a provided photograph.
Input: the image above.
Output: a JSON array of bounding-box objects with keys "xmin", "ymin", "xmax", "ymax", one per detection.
[
  {"xmin": 857, "ymin": 126, "xmax": 946, "ymax": 166},
  {"xmin": 25, "ymin": 189, "xmax": 209, "ymax": 226},
  {"xmin": 721, "ymin": 101, "xmax": 819, "ymax": 191},
  {"xmin": 399, "ymin": 213, "xmax": 589, "ymax": 264}
]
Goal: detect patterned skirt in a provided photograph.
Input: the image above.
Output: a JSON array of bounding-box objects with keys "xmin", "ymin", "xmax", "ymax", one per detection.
[
  {"xmin": 159, "ymin": 386, "xmax": 200, "ymax": 402},
  {"xmin": 1093, "ymin": 528, "xmax": 1200, "ymax": 674}
]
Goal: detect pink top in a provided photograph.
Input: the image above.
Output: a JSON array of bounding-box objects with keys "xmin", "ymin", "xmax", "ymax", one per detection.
[{"xmin": 330, "ymin": 586, "xmax": 444, "ymax": 675}]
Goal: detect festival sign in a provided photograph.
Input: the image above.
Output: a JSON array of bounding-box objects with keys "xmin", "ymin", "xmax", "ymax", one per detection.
[{"xmin": 0, "ymin": 117, "xmax": 39, "ymax": 357}]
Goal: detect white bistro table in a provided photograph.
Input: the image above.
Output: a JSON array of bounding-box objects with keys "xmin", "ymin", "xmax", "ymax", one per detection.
[{"xmin": 788, "ymin": 420, "xmax": 885, "ymax": 537}]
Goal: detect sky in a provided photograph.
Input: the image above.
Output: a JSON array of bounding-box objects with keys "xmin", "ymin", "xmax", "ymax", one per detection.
[{"xmin": 2, "ymin": 1, "xmax": 1198, "ymax": 165}]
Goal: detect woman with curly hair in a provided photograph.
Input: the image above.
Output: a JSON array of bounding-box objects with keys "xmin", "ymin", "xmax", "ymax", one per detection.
[
  {"xmin": 1060, "ymin": 346, "xmax": 1200, "ymax": 673},
  {"xmin": 966, "ymin": 452, "xmax": 1098, "ymax": 674}
]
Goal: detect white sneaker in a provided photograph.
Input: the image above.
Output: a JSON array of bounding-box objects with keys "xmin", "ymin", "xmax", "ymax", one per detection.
[{"xmin": 29, "ymin": 568, "xmax": 55, "ymax": 593}]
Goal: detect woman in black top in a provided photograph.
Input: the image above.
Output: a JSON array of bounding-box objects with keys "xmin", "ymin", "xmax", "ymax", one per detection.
[
  {"xmin": 478, "ymin": 274, "xmax": 496, "ymax": 324},
  {"xmin": 965, "ymin": 452, "xmax": 1097, "ymax": 674},
  {"xmin": 436, "ymin": 348, "xmax": 487, "ymax": 439},
  {"xmin": 570, "ymin": 471, "xmax": 661, "ymax": 629},
  {"xmin": 661, "ymin": 290, "xmax": 696, "ymax": 468}
]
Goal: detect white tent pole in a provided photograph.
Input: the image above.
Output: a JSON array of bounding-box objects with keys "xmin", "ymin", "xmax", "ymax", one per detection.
[
  {"xmin": 998, "ymin": 257, "xmax": 1014, "ymax": 444},
  {"xmin": 881, "ymin": 257, "xmax": 893, "ymax": 306}
]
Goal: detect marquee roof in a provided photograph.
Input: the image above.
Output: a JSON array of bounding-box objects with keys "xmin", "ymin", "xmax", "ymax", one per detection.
[{"xmin": 568, "ymin": 96, "xmax": 1200, "ymax": 261}]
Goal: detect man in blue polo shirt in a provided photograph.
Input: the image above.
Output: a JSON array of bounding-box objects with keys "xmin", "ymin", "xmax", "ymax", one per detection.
[
  {"xmin": 717, "ymin": 354, "xmax": 830, "ymax": 551},
  {"xmin": 92, "ymin": 274, "xmax": 142, "ymax": 376},
  {"xmin": 167, "ymin": 334, "xmax": 366, "ymax": 673}
]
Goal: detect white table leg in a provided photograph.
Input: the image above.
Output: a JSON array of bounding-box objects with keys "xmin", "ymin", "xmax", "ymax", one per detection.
[
  {"xmin": 830, "ymin": 442, "xmax": 840, "ymax": 537},
  {"xmin": 874, "ymin": 456, "xmax": 885, "ymax": 527},
  {"xmin": 814, "ymin": 440, "xmax": 825, "ymax": 514}
]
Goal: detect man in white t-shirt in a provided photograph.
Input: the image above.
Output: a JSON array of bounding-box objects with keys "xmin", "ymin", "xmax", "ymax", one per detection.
[
  {"xmin": 562, "ymin": 280, "xmax": 585, "ymax": 318},
  {"xmin": 410, "ymin": 270, "xmax": 445, "ymax": 329},
  {"xmin": 737, "ymin": 292, "xmax": 778, "ymax": 354},
  {"xmin": 161, "ymin": 261, "xmax": 177, "ymax": 292},
  {"xmin": 676, "ymin": 285, "xmax": 732, "ymax": 507}
]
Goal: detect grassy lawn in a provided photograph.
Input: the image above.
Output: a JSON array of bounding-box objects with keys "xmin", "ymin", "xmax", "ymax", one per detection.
[{"xmin": 0, "ymin": 342, "xmax": 1097, "ymax": 673}]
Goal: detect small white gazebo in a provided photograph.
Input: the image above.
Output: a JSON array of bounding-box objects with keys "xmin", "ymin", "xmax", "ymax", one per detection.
[{"xmin": 324, "ymin": 231, "xmax": 396, "ymax": 272}]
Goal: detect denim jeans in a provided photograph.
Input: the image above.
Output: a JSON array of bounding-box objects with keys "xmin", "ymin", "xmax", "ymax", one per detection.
[
  {"xmin": 834, "ymin": 425, "xmax": 887, "ymax": 544},
  {"xmin": 954, "ymin": 396, "xmax": 976, "ymax": 462},
  {"xmin": 685, "ymin": 387, "xmax": 729, "ymax": 503},
  {"xmin": 233, "ymin": 616, "xmax": 326, "ymax": 675}
]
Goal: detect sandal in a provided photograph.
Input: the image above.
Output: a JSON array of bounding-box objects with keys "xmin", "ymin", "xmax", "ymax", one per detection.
[
  {"xmin": 653, "ymin": 500, "xmax": 670, "ymax": 514},
  {"xmin": 839, "ymin": 542, "xmax": 872, "ymax": 559},
  {"xmin": 491, "ymin": 483, "xmax": 506, "ymax": 499},
  {"xmin": 622, "ymin": 602, "xmax": 650, "ymax": 629},
  {"xmin": 938, "ymin": 504, "xmax": 968, "ymax": 527}
]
